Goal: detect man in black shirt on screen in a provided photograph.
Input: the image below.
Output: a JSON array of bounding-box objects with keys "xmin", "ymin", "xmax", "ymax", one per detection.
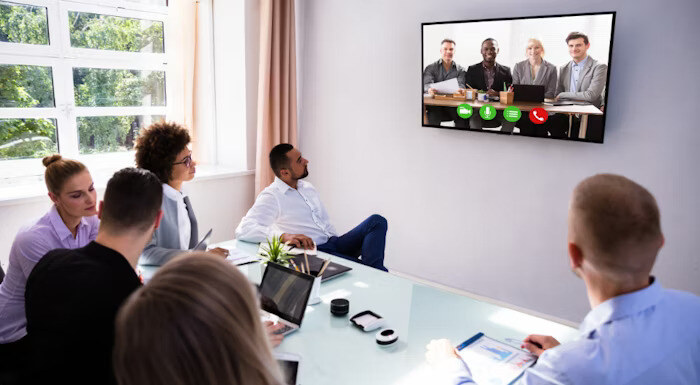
[{"xmin": 25, "ymin": 168, "xmax": 164, "ymax": 385}]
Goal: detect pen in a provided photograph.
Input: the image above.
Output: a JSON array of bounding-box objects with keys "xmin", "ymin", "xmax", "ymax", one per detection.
[
  {"xmin": 304, "ymin": 251, "xmax": 310, "ymax": 275},
  {"xmin": 290, "ymin": 259, "xmax": 300, "ymax": 272},
  {"xmin": 317, "ymin": 259, "xmax": 331, "ymax": 277}
]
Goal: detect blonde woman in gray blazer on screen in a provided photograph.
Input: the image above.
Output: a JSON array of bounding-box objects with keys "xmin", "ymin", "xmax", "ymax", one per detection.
[
  {"xmin": 511, "ymin": 38, "xmax": 557, "ymax": 136},
  {"xmin": 135, "ymin": 121, "xmax": 228, "ymax": 266},
  {"xmin": 512, "ymin": 38, "xmax": 557, "ymax": 98}
]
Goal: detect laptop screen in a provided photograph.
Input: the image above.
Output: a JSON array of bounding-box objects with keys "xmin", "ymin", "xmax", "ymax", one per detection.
[{"xmin": 259, "ymin": 263, "xmax": 314, "ymax": 326}]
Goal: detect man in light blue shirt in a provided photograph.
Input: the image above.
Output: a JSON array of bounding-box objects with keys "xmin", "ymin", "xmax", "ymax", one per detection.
[{"xmin": 426, "ymin": 174, "xmax": 700, "ymax": 384}]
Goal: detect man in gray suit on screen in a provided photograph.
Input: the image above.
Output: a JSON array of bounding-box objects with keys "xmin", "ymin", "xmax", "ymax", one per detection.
[{"xmin": 549, "ymin": 32, "xmax": 608, "ymax": 141}]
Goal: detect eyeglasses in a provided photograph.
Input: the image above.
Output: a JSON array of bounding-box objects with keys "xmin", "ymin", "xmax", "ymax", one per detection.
[{"xmin": 173, "ymin": 154, "xmax": 193, "ymax": 168}]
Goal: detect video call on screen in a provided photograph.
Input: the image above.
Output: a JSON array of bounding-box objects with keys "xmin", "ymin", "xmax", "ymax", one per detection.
[{"xmin": 422, "ymin": 12, "xmax": 614, "ymax": 143}]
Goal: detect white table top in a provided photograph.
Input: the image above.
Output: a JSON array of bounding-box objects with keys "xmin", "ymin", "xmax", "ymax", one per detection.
[{"xmin": 140, "ymin": 240, "xmax": 579, "ymax": 384}]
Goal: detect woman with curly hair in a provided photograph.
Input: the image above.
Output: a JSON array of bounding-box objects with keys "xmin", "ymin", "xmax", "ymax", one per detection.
[{"xmin": 135, "ymin": 121, "xmax": 227, "ymax": 265}]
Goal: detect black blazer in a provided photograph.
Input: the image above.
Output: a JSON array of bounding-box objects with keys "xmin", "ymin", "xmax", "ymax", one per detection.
[{"xmin": 465, "ymin": 62, "xmax": 513, "ymax": 92}]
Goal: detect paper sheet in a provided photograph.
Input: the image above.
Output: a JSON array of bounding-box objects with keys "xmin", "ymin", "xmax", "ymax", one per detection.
[
  {"xmin": 225, "ymin": 248, "xmax": 260, "ymax": 265},
  {"xmin": 429, "ymin": 77, "xmax": 460, "ymax": 94}
]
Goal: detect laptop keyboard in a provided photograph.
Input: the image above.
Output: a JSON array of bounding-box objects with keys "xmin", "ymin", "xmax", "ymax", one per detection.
[{"xmin": 272, "ymin": 324, "xmax": 294, "ymax": 335}]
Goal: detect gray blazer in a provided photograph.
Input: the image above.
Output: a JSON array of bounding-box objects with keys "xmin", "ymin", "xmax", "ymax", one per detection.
[
  {"xmin": 555, "ymin": 56, "xmax": 608, "ymax": 107},
  {"xmin": 140, "ymin": 194, "xmax": 199, "ymax": 266},
  {"xmin": 512, "ymin": 59, "xmax": 557, "ymax": 99}
]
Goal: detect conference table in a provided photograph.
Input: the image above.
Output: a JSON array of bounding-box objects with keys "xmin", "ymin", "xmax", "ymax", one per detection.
[
  {"xmin": 423, "ymin": 95, "xmax": 603, "ymax": 139},
  {"xmin": 141, "ymin": 240, "xmax": 579, "ymax": 384}
]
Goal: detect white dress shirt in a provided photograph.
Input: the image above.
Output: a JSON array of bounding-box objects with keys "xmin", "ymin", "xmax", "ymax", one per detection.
[
  {"xmin": 235, "ymin": 177, "xmax": 337, "ymax": 244},
  {"xmin": 162, "ymin": 183, "xmax": 191, "ymax": 250},
  {"xmin": 441, "ymin": 278, "xmax": 700, "ymax": 385}
]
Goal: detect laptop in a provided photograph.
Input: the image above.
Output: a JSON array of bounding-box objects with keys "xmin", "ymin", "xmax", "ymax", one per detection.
[
  {"xmin": 290, "ymin": 254, "xmax": 352, "ymax": 282},
  {"xmin": 259, "ymin": 262, "xmax": 315, "ymax": 336},
  {"xmin": 513, "ymin": 84, "xmax": 545, "ymax": 103}
]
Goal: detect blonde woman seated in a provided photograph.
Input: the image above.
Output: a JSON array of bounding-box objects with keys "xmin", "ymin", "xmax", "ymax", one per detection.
[
  {"xmin": 114, "ymin": 253, "xmax": 285, "ymax": 385},
  {"xmin": 511, "ymin": 38, "xmax": 558, "ymax": 136}
]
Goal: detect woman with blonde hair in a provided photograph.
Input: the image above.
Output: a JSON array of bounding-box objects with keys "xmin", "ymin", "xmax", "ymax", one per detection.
[
  {"xmin": 511, "ymin": 38, "xmax": 558, "ymax": 136},
  {"xmin": 113, "ymin": 253, "xmax": 284, "ymax": 385},
  {"xmin": 0, "ymin": 154, "xmax": 99, "ymax": 383}
]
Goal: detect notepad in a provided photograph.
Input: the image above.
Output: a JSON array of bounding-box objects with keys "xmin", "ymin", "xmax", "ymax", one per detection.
[{"xmin": 455, "ymin": 333, "xmax": 537, "ymax": 385}]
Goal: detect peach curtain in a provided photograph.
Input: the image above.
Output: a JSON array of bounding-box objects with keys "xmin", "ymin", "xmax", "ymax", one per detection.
[
  {"xmin": 166, "ymin": 0, "xmax": 201, "ymax": 157},
  {"xmin": 255, "ymin": 0, "xmax": 298, "ymax": 194}
]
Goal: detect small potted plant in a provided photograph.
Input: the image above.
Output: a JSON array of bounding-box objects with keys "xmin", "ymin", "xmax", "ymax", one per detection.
[{"xmin": 258, "ymin": 236, "xmax": 293, "ymax": 269}]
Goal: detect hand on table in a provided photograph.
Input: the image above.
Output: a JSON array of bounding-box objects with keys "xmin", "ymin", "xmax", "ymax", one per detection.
[
  {"xmin": 486, "ymin": 89, "xmax": 499, "ymax": 96},
  {"xmin": 280, "ymin": 233, "xmax": 315, "ymax": 249},
  {"xmin": 428, "ymin": 88, "xmax": 437, "ymax": 96},
  {"xmin": 425, "ymin": 339, "xmax": 460, "ymax": 365},
  {"xmin": 207, "ymin": 247, "xmax": 229, "ymax": 258},
  {"xmin": 264, "ymin": 321, "xmax": 285, "ymax": 347},
  {"xmin": 522, "ymin": 334, "xmax": 560, "ymax": 357}
]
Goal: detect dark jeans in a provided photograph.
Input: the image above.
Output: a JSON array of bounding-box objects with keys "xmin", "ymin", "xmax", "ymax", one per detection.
[
  {"xmin": 318, "ymin": 214, "xmax": 388, "ymax": 272},
  {"xmin": 426, "ymin": 106, "xmax": 469, "ymax": 129},
  {"xmin": 0, "ymin": 336, "xmax": 29, "ymax": 385}
]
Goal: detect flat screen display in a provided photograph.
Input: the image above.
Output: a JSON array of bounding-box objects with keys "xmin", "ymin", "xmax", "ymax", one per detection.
[{"xmin": 422, "ymin": 12, "xmax": 615, "ymax": 143}]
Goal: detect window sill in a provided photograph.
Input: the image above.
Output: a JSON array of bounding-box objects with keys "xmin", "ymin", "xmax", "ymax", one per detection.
[{"xmin": 0, "ymin": 165, "xmax": 254, "ymax": 207}]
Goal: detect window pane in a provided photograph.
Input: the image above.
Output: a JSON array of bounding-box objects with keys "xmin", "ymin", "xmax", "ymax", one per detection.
[
  {"xmin": 0, "ymin": 118, "xmax": 57, "ymax": 160},
  {"xmin": 73, "ymin": 68, "xmax": 165, "ymax": 107},
  {"xmin": 0, "ymin": 2, "xmax": 49, "ymax": 45},
  {"xmin": 78, "ymin": 115, "xmax": 164, "ymax": 154},
  {"xmin": 0, "ymin": 64, "xmax": 55, "ymax": 107},
  {"xmin": 69, "ymin": 11, "xmax": 164, "ymax": 53}
]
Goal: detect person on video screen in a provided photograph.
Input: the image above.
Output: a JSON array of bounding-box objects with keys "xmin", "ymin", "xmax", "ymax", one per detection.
[
  {"xmin": 423, "ymin": 38, "xmax": 469, "ymax": 129},
  {"xmin": 465, "ymin": 38, "xmax": 513, "ymax": 131},
  {"xmin": 512, "ymin": 38, "xmax": 558, "ymax": 136},
  {"xmin": 548, "ymin": 32, "xmax": 608, "ymax": 141}
]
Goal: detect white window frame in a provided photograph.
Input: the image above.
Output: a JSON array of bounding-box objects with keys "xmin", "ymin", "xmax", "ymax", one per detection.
[{"xmin": 0, "ymin": 0, "xmax": 168, "ymax": 177}]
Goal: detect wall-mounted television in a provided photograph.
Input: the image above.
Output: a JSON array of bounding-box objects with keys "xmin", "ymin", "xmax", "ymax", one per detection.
[{"xmin": 421, "ymin": 12, "xmax": 615, "ymax": 143}]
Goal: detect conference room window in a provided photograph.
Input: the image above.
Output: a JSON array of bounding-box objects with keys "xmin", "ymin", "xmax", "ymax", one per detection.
[{"xmin": 0, "ymin": 0, "xmax": 168, "ymax": 163}]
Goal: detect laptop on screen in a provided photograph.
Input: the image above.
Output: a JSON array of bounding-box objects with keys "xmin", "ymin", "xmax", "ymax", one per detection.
[
  {"xmin": 513, "ymin": 84, "xmax": 545, "ymax": 103},
  {"xmin": 259, "ymin": 262, "xmax": 314, "ymax": 336}
]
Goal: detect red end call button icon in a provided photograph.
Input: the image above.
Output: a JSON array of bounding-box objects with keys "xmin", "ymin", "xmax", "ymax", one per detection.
[{"xmin": 529, "ymin": 108, "xmax": 548, "ymax": 124}]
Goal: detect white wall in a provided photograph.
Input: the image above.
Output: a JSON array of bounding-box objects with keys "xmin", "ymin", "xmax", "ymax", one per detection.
[
  {"xmin": 0, "ymin": 174, "xmax": 255, "ymax": 272},
  {"xmin": 297, "ymin": 0, "xmax": 700, "ymax": 323}
]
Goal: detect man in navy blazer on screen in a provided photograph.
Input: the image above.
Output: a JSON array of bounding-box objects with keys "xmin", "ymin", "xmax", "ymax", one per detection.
[{"xmin": 465, "ymin": 38, "xmax": 512, "ymax": 130}]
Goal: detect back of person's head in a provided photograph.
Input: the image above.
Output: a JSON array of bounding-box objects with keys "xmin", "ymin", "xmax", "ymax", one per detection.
[
  {"xmin": 100, "ymin": 168, "xmax": 162, "ymax": 235},
  {"xmin": 570, "ymin": 174, "xmax": 663, "ymax": 277},
  {"xmin": 134, "ymin": 121, "xmax": 191, "ymax": 184},
  {"xmin": 113, "ymin": 253, "xmax": 283, "ymax": 385},
  {"xmin": 269, "ymin": 143, "xmax": 294, "ymax": 177},
  {"xmin": 42, "ymin": 154, "xmax": 87, "ymax": 195}
]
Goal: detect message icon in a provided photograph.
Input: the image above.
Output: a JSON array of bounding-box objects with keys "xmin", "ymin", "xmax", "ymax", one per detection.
[
  {"xmin": 456, "ymin": 104, "xmax": 473, "ymax": 119},
  {"xmin": 479, "ymin": 104, "xmax": 497, "ymax": 120},
  {"xmin": 503, "ymin": 106, "xmax": 521, "ymax": 123},
  {"xmin": 529, "ymin": 108, "xmax": 548, "ymax": 124}
]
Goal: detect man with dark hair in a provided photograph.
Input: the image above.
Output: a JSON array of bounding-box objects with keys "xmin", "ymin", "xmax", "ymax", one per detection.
[
  {"xmin": 548, "ymin": 32, "xmax": 607, "ymax": 141},
  {"xmin": 236, "ymin": 144, "xmax": 388, "ymax": 271},
  {"xmin": 24, "ymin": 168, "xmax": 164, "ymax": 385},
  {"xmin": 423, "ymin": 38, "xmax": 469, "ymax": 128},
  {"xmin": 465, "ymin": 38, "xmax": 513, "ymax": 130},
  {"xmin": 426, "ymin": 174, "xmax": 700, "ymax": 384}
]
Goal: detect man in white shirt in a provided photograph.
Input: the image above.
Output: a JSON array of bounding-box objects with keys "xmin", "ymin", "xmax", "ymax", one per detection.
[
  {"xmin": 426, "ymin": 174, "xmax": 700, "ymax": 384},
  {"xmin": 236, "ymin": 144, "xmax": 388, "ymax": 271}
]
